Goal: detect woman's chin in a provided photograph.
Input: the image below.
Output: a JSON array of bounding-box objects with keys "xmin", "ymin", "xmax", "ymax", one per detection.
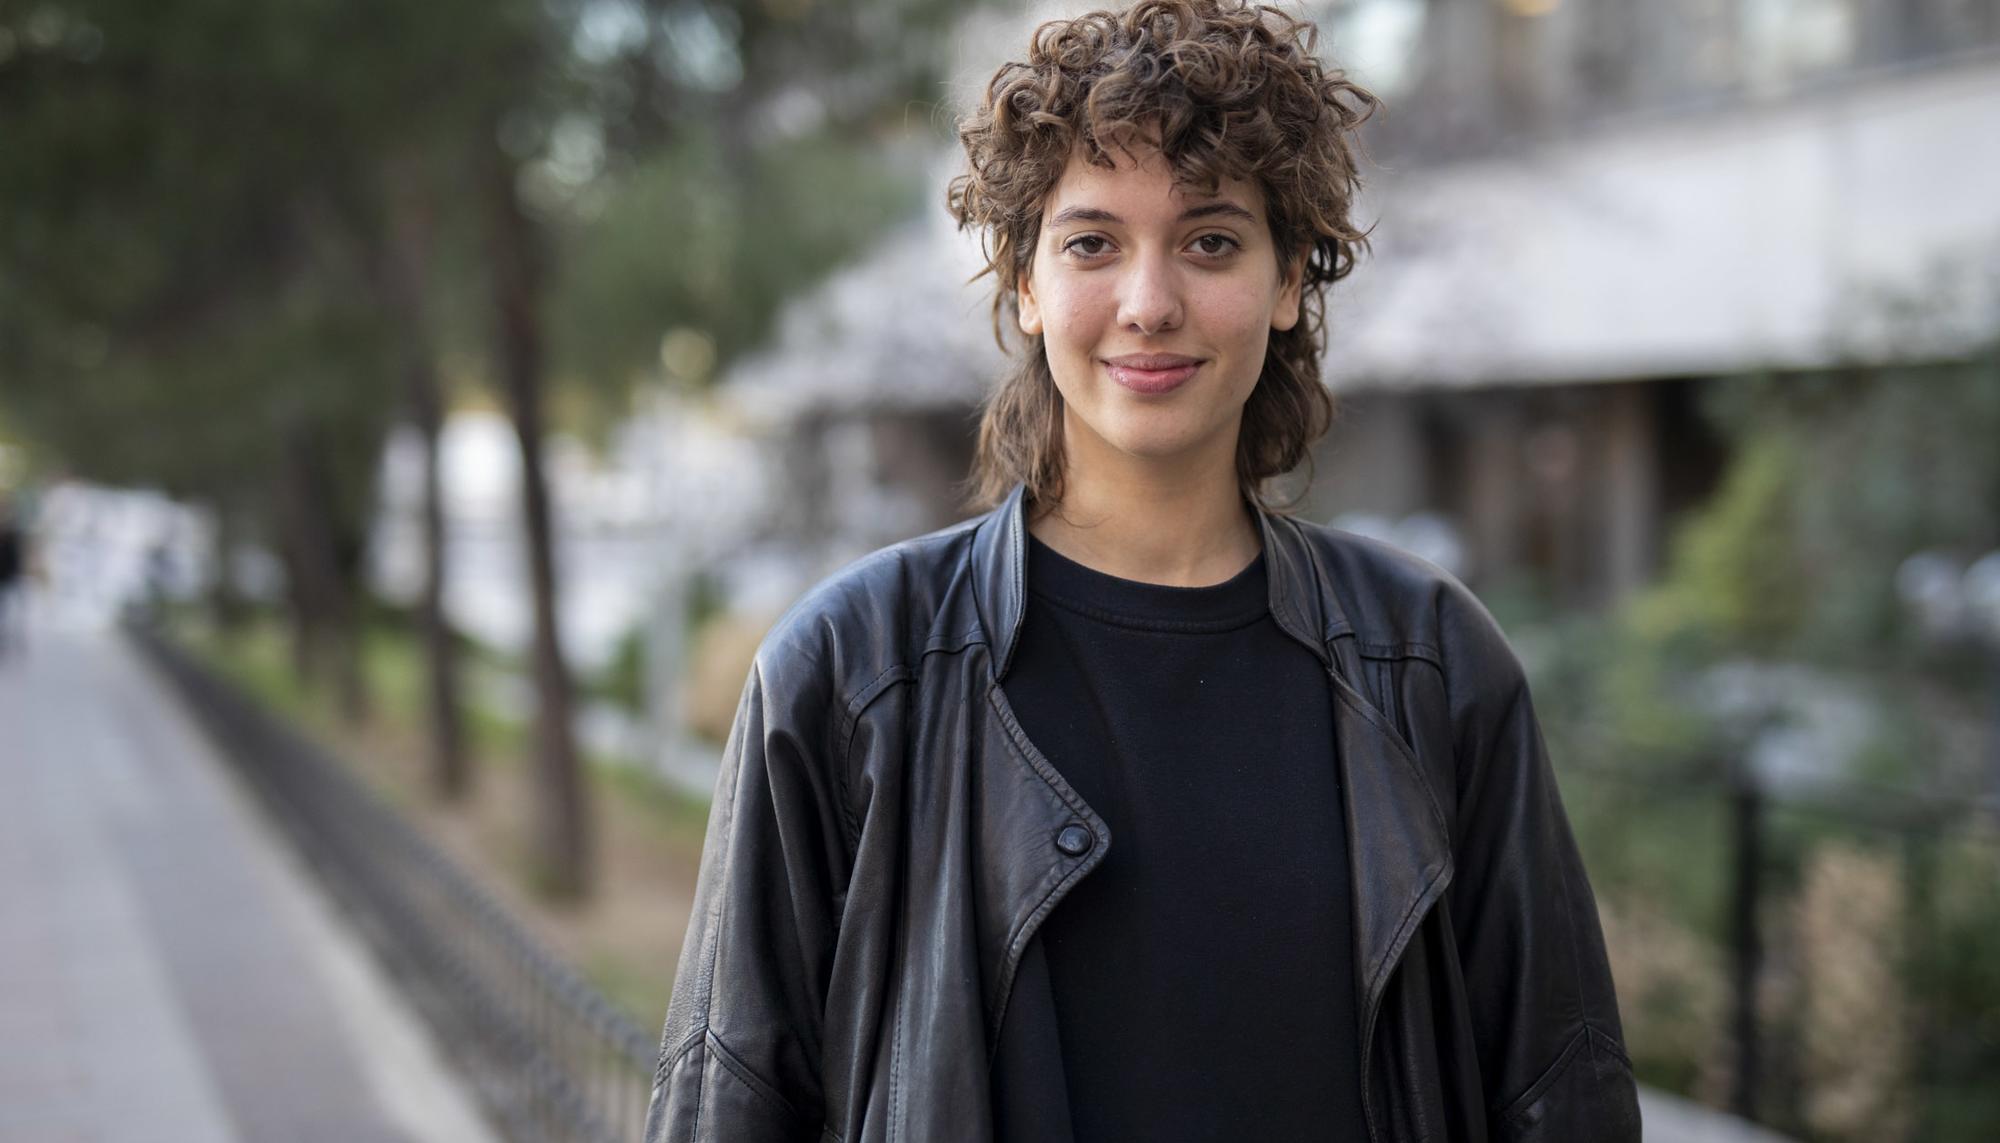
[
  {"xmin": 1100, "ymin": 426, "xmax": 1228, "ymax": 467},
  {"xmin": 1059, "ymin": 397, "xmax": 1240, "ymax": 472}
]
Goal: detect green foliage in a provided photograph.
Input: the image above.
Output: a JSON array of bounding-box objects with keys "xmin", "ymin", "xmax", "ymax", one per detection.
[
  {"xmin": 0, "ymin": 0, "xmax": 480, "ymax": 546},
  {"xmin": 1632, "ymin": 435, "xmax": 1805, "ymax": 658},
  {"xmin": 1679, "ymin": 362, "xmax": 2000, "ymax": 665},
  {"xmin": 1904, "ymin": 827, "xmax": 2000, "ymax": 1141},
  {"xmin": 594, "ymin": 624, "xmax": 650, "ymax": 714},
  {"xmin": 549, "ymin": 128, "xmax": 926, "ymax": 396}
]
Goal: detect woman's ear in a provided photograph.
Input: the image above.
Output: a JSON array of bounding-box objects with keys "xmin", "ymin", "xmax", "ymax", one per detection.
[
  {"xmin": 1271, "ymin": 247, "xmax": 1307, "ymax": 333},
  {"xmin": 1016, "ymin": 270, "xmax": 1044, "ymax": 336}
]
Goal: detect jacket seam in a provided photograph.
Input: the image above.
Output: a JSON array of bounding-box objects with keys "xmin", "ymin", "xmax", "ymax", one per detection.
[
  {"xmin": 704, "ymin": 1027, "xmax": 815, "ymax": 1130},
  {"xmin": 1329, "ymin": 677, "xmax": 1452, "ymax": 845},
  {"xmin": 1493, "ymin": 633, "xmax": 1592, "ymax": 1047},
  {"xmin": 1491, "ymin": 1020, "xmax": 1634, "ymax": 1127},
  {"xmin": 658, "ymin": 1027, "xmax": 706, "ymax": 1085},
  {"xmin": 834, "ymin": 641, "xmax": 997, "ymax": 859},
  {"xmin": 838, "ymin": 665, "xmax": 908, "ymax": 853},
  {"xmin": 1326, "ymin": 631, "xmax": 1429, "ymax": 765},
  {"xmin": 923, "ymin": 628, "xmax": 984, "ymax": 655},
  {"xmin": 1354, "ymin": 638, "xmax": 1443, "ymax": 665},
  {"xmin": 1588, "ymin": 1020, "xmax": 1634, "ymax": 1069},
  {"xmin": 844, "ymin": 662, "xmax": 907, "ymax": 718},
  {"xmin": 1496, "ymin": 1023, "xmax": 1588, "ymax": 1126},
  {"xmin": 683, "ymin": 702, "xmax": 741, "ymax": 1140},
  {"xmin": 1549, "ymin": 767, "xmax": 1594, "ymax": 1033},
  {"xmin": 1371, "ymin": 657, "xmax": 1394, "ymax": 729}
]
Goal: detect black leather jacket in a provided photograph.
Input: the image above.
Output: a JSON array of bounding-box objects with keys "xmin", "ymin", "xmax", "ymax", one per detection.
[{"xmin": 644, "ymin": 484, "xmax": 1642, "ymax": 1142}]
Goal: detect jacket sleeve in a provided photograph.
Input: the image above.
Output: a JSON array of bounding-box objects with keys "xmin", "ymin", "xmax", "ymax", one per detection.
[
  {"xmin": 1438, "ymin": 587, "xmax": 1642, "ymax": 1143},
  {"xmin": 644, "ymin": 634, "xmax": 851, "ymax": 1143}
]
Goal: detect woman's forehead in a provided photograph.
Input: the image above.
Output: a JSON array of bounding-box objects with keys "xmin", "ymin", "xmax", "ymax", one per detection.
[{"xmin": 1042, "ymin": 145, "xmax": 1263, "ymax": 222}]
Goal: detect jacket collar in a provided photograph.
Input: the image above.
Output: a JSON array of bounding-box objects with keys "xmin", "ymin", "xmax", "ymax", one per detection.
[{"xmin": 972, "ymin": 482, "xmax": 1340, "ymax": 680}]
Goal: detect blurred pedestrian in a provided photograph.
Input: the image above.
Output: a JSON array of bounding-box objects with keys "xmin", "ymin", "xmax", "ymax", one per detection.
[
  {"xmin": 0, "ymin": 491, "xmax": 25, "ymax": 655},
  {"xmin": 644, "ymin": 2, "xmax": 1639, "ymax": 1141}
]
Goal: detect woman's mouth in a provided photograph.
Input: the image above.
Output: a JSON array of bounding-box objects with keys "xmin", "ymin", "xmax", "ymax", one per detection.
[{"xmin": 1102, "ymin": 354, "xmax": 1202, "ymax": 395}]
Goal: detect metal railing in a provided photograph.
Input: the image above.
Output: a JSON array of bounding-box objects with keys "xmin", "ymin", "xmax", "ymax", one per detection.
[
  {"xmin": 132, "ymin": 625, "xmax": 657, "ymax": 1143},
  {"xmin": 1557, "ymin": 751, "xmax": 2000, "ymax": 1141}
]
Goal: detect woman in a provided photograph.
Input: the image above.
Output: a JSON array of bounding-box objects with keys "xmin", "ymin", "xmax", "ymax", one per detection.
[{"xmin": 645, "ymin": 2, "xmax": 1641, "ymax": 1140}]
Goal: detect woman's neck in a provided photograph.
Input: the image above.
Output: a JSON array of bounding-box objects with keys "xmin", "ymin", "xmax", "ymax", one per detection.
[{"xmin": 1025, "ymin": 442, "xmax": 1261, "ymax": 588}]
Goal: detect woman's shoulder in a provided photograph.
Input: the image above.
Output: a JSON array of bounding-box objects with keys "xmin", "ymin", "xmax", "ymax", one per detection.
[
  {"xmin": 1285, "ymin": 515, "xmax": 1520, "ymax": 680},
  {"xmin": 750, "ymin": 512, "xmax": 990, "ymax": 708}
]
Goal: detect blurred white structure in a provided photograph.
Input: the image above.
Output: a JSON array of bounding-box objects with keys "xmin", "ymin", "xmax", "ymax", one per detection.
[
  {"xmin": 1330, "ymin": 54, "xmax": 2000, "ymax": 388},
  {"xmin": 9, "ymin": 481, "xmax": 209, "ymax": 630},
  {"xmin": 367, "ymin": 397, "xmax": 772, "ymax": 673}
]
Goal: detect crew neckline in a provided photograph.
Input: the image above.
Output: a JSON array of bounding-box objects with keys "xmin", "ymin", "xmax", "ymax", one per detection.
[{"xmin": 1025, "ymin": 533, "xmax": 1269, "ymax": 632}]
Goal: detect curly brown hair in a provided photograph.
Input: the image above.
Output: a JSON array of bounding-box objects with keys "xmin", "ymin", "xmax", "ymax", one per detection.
[{"xmin": 948, "ymin": 0, "xmax": 1378, "ymax": 512}]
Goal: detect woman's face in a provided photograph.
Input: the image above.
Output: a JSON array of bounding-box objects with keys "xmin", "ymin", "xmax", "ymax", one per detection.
[{"xmin": 1018, "ymin": 144, "xmax": 1303, "ymax": 481}]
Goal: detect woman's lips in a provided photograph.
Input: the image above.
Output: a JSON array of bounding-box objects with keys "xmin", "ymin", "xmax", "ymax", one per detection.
[{"xmin": 1103, "ymin": 357, "xmax": 1201, "ymax": 395}]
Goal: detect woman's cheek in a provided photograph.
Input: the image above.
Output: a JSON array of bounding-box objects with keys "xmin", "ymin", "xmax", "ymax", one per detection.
[
  {"xmin": 1199, "ymin": 280, "xmax": 1272, "ymax": 335},
  {"xmin": 1052, "ymin": 280, "xmax": 1110, "ymax": 335}
]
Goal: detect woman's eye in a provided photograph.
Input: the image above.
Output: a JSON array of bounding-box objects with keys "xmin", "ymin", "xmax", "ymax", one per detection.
[
  {"xmin": 1192, "ymin": 233, "xmax": 1240, "ymax": 257},
  {"xmin": 1064, "ymin": 235, "xmax": 1111, "ymax": 257}
]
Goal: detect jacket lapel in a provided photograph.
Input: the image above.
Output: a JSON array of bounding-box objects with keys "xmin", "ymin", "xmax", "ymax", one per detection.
[
  {"xmin": 966, "ymin": 485, "xmax": 1112, "ymax": 1049},
  {"xmin": 1256, "ymin": 509, "xmax": 1455, "ymax": 1039}
]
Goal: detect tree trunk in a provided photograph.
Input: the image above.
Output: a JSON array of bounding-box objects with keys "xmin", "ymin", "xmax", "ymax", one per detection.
[
  {"xmin": 278, "ymin": 416, "xmax": 370, "ymax": 723},
  {"xmin": 383, "ymin": 172, "xmax": 469, "ymax": 802},
  {"xmin": 485, "ymin": 137, "xmax": 592, "ymax": 899},
  {"xmin": 206, "ymin": 501, "xmax": 249, "ymax": 647},
  {"xmin": 411, "ymin": 326, "xmax": 468, "ymax": 800},
  {"xmin": 274, "ymin": 503, "xmax": 322, "ymax": 694}
]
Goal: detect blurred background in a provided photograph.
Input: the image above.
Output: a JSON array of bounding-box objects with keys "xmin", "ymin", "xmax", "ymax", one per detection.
[{"xmin": 2, "ymin": 0, "xmax": 1997, "ymax": 1140}]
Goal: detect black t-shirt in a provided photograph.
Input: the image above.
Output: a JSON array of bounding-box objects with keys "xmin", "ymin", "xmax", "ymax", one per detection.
[{"xmin": 998, "ymin": 532, "xmax": 1365, "ymax": 1140}]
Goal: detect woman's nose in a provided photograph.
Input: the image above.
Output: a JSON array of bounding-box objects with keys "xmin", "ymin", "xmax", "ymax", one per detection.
[{"xmin": 1116, "ymin": 249, "xmax": 1184, "ymax": 336}]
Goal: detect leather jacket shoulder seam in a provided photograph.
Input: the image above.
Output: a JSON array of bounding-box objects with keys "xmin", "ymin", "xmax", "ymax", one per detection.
[
  {"xmin": 845, "ymin": 662, "xmax": 908, "ymax": 718},
  {"xmin": 837, "ymin": 666, "xmax": 910, "ymax": 851},
  {"xmin": 1352, "ymin": 637, "xmax": 1443, "ymax": 666},
  {"xmin": 833, "ymin": 639, "xmax": 992, "ymax": 849},
  {"xmin": 924, "ymin": 625, "xmax": 985, "ymax": 656}
]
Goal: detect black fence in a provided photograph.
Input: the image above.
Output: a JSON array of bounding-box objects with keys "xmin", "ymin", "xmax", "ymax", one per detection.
[
  {"xmin": 132, "ymin": 625, "xmax": 657, "ymax": 1143},
  {"xmin": 1560, "ymin": 752, "xmax": 2000, "ymax": 1143}
]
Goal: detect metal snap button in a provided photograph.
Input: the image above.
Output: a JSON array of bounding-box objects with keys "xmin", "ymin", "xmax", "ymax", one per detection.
[{"xmin": 1055, "ymin": 824, "xmax": 1093, "ymax": 857}]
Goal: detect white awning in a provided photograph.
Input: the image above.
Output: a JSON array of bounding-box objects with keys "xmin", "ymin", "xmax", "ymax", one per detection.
[{"xmin": 1328, "ymin": 54, "xmax": 2000, "ymax": 389}]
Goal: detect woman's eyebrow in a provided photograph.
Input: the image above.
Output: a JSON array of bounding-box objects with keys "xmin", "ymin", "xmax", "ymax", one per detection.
[
  {"xmin": 1045, "ymin": 201, "xmax": 1258, "ymax": 228},
  {"xmin": 1179, "ymin": 201, "xmax": 1258, "ymax": 224}
]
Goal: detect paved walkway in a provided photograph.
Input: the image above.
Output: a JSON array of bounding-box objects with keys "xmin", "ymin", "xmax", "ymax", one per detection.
[{"xmin": 0, "ymin": 625, "xmax": 499, "ymax": 1143}]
